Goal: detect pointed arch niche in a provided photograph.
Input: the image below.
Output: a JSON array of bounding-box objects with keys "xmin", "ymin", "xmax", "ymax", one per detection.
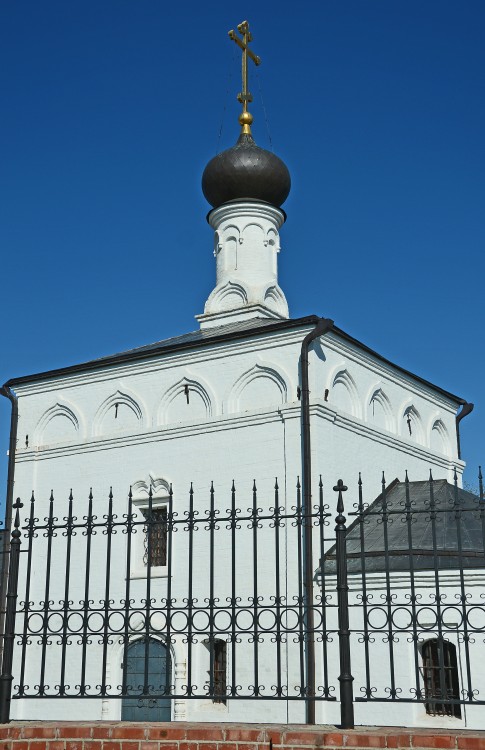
[
  {"xmin": 430, "ymin": 418, "xmax": 451, "ymax": 456},
  {"xmin": 227, "ymin": 363, "xmax": 288, "ymax": 414},
  {"xmin": 401, "ymin": 403, "xmax": 424, "ymax": 445},
  {"xmin": 263, "ymin": 284, "xmax": 288, "ymax": 317},
  {"xmin": 328, "ymin": 368, "xmax": 361, "ymax": 418},
  {"xmin": 94, "ymin": 389, "xmax": 144, "ymax": 437},
  {"xmin": 367, "ymin": 386, "xmax": 394, "ymax": 433},
  {"xmin": 158, "ymin": 376, "xmax": 213, "ymax": 426},
  {"xmin": 205, "ymin": 280, "xmax": 249, "ymax": 314},
  {"xmin": 35, "ymin": 401, "xmax": 83, "ymax": 446}
]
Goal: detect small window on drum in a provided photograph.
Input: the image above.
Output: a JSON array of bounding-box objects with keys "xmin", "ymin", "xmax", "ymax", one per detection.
[
  {"xmin": 422, "ymin": 639, "xmax": 461, "ymax": 718},
  {"xmin": 142, "ymin": 506, "xmax": 168, "ymax": 568}
]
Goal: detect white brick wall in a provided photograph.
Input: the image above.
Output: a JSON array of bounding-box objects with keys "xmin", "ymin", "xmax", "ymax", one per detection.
[{"xmin": 8, "ymin": 322, "xmax": 467, "ymax": 725}]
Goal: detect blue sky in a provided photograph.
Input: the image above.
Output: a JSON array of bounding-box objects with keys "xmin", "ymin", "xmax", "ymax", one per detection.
[{"xmin": 1, "ymin": 1, "xmax": 484, "ymax": 503}]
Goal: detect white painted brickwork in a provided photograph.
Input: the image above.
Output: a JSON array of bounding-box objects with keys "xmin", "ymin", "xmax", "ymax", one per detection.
[{"xmin": 8, "ymin": 319, "xmax": 467, "ymax": 725}]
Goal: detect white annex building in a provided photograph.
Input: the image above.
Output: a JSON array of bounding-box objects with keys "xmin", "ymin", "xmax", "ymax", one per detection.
[{"xmin": 1, "ymin": 21, "xmax": 482, "ymax": 731}]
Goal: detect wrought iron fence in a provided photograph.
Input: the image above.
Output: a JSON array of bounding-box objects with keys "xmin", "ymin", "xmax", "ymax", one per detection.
[{"xmin": 0, "ymin": 469, "xmax": 484, "ymax": 727}]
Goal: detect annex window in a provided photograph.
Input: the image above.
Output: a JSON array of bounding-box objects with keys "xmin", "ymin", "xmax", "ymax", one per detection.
[
  {"xmin": 142, "ymin": 507, "xmax": 168, "ymax": 568},
  {"xmin": 211, "ymin": 639, "xmax": 227, "ymax": 705},
  {"xmin": 422, "ymin": 639, "xmax": 461, "ymax": 718}
]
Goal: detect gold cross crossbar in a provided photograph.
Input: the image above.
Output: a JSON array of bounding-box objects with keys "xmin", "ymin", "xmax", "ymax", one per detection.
[
  {"xmin": 228, "ymin": 20, "xmax": 261, "ymax": 134},
  {"xmin": 228, "ymin": 27, "xmax": 261, "ymax": 67}
]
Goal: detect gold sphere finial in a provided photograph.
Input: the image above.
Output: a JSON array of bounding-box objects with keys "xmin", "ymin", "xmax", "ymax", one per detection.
[
  {"xmin": 239, "ymin": 111, "xmax": 253, "ymax": 135},
  {"xmin": 239, "ymin": 112, "xmax": 253, "ymax": 126}
]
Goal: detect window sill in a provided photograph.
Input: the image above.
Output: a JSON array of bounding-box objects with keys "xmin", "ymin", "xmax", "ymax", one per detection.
[{"xmin": 129, "ymin": 567, "xmax": 169, "ymax": 580}]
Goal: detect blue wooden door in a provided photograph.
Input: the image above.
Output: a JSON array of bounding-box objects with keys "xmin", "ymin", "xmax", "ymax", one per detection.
[{"xmin": 121, "ymin": 638, "xmax": 171, "ymax": 721}]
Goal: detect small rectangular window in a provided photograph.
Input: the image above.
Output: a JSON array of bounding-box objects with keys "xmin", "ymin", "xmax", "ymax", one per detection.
[
  {"xmin": 422, "ymin": 639, "xmax": 461, "ymax": 718},
  {"xmin": 142, "ymin": 507, "xmax": 168, "ymax": 568},
  {"xmin": 212, "ymin": 639, "xmax": 227, "ymax": 705}
]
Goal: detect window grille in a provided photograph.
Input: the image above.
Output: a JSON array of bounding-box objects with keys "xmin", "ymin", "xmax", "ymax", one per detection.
[
  {"xmin": 213, "ymin": 639, "xmax": 227, "ymax": 704},
  {"xmin": 422, "ymin": 639, "xmax": 461, "ymax": 718},
  {"xmin": 142, "ymin": 507, "xmax": 167, "ymax": 567}
]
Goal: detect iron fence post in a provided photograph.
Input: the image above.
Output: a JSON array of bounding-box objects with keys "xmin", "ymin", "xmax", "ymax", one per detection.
[
  {"xmin": 334, "ymin": 479, "xmax": 354, "ymax": 729},
  {"xmin": 0, "ymin": 498, "xmax": 22, "ymax": 724}
]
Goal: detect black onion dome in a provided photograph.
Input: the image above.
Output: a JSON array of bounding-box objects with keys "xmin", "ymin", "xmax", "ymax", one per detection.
[{"xmin": 202, "ymin": 133, "xmax": 291, "ymax": 209}]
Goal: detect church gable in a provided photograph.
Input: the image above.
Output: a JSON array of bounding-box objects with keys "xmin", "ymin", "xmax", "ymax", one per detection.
[{"xmin": 14, "ymin": 325, "xmax": 460, "ymax": 460}]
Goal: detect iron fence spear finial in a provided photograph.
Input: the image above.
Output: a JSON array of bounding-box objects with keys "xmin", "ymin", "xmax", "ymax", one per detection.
[{"xmin": 333, "ymin": 479, "xmax": 348, "ymax": 517}]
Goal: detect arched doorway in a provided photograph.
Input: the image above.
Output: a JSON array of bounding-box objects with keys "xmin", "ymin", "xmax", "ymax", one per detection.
[{"xmin": 121, "ymin": 638, "xmax": 171, "ymax": 721}]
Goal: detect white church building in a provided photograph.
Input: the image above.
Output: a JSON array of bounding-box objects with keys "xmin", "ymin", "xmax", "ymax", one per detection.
[{"xmin": 1, "ymin": 21, "xmax": 482, "ymax": 731}]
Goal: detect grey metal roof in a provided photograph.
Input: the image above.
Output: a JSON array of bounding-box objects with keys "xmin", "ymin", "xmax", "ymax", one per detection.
[
  {"xmin": 324, "ymin": 480, "xmax": 485, "ymax": 574},
  {"xmin": 4, "ymin": 315, "xmax": 466, "ymax": 405},
  {"xmin": 90, "ymin": 317, "xmax": 282, "ymax": 361},
  {"xmin": 5, "ymin": 317, "xmax": 304, "ymax": 386}
]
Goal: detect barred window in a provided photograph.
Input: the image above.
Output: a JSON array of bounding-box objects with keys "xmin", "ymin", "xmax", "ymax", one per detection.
[
  {"xmin": 422, "ymin": 639, "xmax": 461, "ymax": 718},
  {"xmin": 212, "ymin": 639, "xmax": 227, "ymax": 705},
  {"xmin": 142, "ymin": 507, "xmax": 168, "ymax": 568}
]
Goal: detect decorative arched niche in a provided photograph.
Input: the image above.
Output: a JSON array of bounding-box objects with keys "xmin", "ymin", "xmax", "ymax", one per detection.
[
  {"xmin": 131, "ymin": 475, "xmax": 171, "ymax": 503},
  {"xmin": 158, "ymin": 376, "xmax": 213, "ymax": 426},
  {"xmin": 220, "ymin": 224, "xmax": 240, "ymax": 272},
  {"xmin": 227, "ymin": 362, "xmax": 288, "ymax": 414},
  {"xmin": 263, "ymin": 285, "xmax": 289, "ymax": 317},
  {"xmin": 367, "ymin": 385, "xmax": 394, "ymax": 432},
  {"xmin": 240, "ymin": 223, "xmax": 265, "ymax": 268},
  {"xmin": 35, "ymin": 401, "xmax": 83, "ymax": 446},
  {"xmin": 265, "ymin": 227, "xmax": 279, "ymax": 249},
  {"xmin": 242, "ymin": 222, "xmax": 264, "ymax": 243},
  {"xmin": 328, "ymin": 368, "xmax": 361, "ymax": 418},
  {"xmin": 265, "ymin": 228, "xmax": 279, "ymax": 274},
  {"xmin": 205, "ymin": 280, "xmax": 249, "ymax": 314},
  {"xmin": 94, "ymin": 389, "xmax": 144, "ymax": 437},
  {"xmin": 430, "ymin": 418, "xmax": 450, "ymax": 456},
  {"xmin": 401, "ymin": 403, "xmax": 424, "ymax": 445}
]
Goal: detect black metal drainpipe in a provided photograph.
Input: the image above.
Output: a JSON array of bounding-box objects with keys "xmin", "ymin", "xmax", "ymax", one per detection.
[
  {"xmin": 456, "ymin": 401, "xmax": 473, "ymax": 461},
  {"xmin": 0, "ymin": 386, "xmax": 19, "ymax": 664},
  {"xmin": 300, "ymin": 317, "xmax": 334, "ymax": 725}
]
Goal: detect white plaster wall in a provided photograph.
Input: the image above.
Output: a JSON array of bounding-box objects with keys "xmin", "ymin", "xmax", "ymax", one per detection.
[{"xmin": 9, "ymin": 323, "xmax": 465, "ymax": 724}]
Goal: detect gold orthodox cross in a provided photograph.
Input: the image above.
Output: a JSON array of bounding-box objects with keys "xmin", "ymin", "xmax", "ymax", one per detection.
[{"xmin": 228, "ymin": 21, "xmax": 261, "ymax": 134}]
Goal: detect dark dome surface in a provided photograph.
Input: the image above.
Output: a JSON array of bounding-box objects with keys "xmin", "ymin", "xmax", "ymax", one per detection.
[{"xmin": 202, "ymin": 133, "xmax": 291, "ymax": 209}]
